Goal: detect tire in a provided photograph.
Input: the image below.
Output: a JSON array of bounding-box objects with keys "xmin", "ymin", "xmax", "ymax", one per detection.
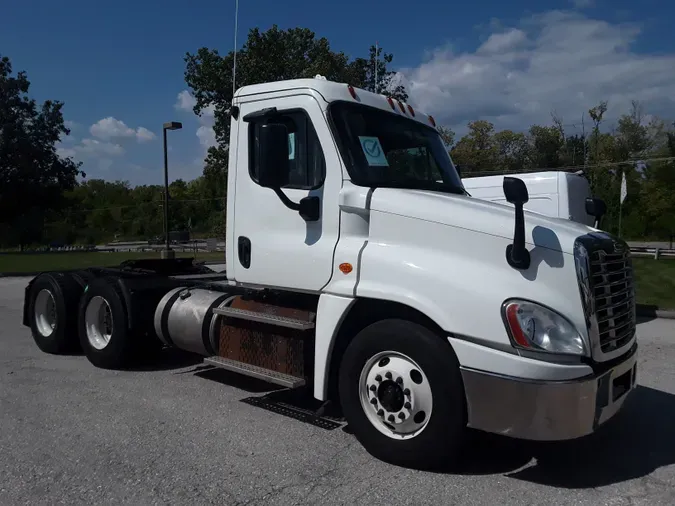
[
  {"xmin": 78, "ymin": 277, "xmax": 136, "ymax": 369},
  {"xmin": 27, "ymin": 272, "xmax": 84, "ymax": 354},
  {"xmin": 338, "ymin": 318, "xmax": 467, "ymax": 470}
]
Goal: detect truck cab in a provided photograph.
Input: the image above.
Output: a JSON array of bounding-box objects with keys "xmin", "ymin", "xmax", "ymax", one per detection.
[
  {"xmin": 23, "ymin": 77, "xmax": 638, "ymax": 470},
  {"xmin": 462, "ymin": 170, "xmax": 605, "ymax": 227}
]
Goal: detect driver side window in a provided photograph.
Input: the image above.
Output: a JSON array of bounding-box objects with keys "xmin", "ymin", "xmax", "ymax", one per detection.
[{"xmin": 249, "ymin": 110, "xmax": 326, "ymax": 190}]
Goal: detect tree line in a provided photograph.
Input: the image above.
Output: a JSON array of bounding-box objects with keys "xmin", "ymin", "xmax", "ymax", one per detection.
[{"xmin": 1, "ymin": 25, "xmax": 674, "ymax": 249}]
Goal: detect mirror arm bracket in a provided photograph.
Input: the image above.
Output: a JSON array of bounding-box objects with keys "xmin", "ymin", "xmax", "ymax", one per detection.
[
  {"xmin": 273, "ymin": 187, "xmax": 301, "ymax": 211},
  {"xmin": 506, "ymin": 201, "xmax": 531, "ymax": 270}
]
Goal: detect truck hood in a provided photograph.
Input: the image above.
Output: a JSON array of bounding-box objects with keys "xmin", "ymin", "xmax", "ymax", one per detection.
[{"xmin": 369, "ymin": 188, "xmax": 595, "ymax": 254}]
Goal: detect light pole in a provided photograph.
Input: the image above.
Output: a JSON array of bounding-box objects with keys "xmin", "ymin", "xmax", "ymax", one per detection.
[{"xmin": 162, "ymin": 121, "xmax": 182, "ymax": 260}]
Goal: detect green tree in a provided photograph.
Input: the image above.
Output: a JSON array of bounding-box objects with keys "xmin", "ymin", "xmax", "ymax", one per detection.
[
  {"xmin": 347, "ymin": 44, "xmax": 408, "ymax": 101},
  {"xmin": 528, "ymin": 125, "xmax": 564, "ymax": 169},
  {"xmin": 492, "ymin": 129, "xmax": 530, "ymax": 172},
  {"xmin": 183, "ymin": 25, "xmax": 407, "ymax": 184},
  {"xmin": 449, "ymin": 120, "xmax": 499, "ymax": 174},
  {"xmin": 437, "ymin": 125, "xmax": 456, "ymax": 149},
  {"xmin": 0, "ymin": 55, "xmax": 83, "ymax": 248}
]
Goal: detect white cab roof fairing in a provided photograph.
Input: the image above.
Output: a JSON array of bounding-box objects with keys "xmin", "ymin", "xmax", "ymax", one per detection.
[{"xmin": 233, "ymin": 77, "xmax": 438, "ymax": 130}]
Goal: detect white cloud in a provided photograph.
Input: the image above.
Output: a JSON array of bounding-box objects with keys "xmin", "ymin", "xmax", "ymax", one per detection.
[
  {"xmin": 196, "ymin": 125, "xmax": 217, "ymax": 149},
  {"xmin": 97, "ymin": 158, "xmax": 114, "ymax": 171},
  {"xmin": 56, "ymin": 147, "xmax": 77, "ymax": 159},
  {"xmin": 135, "ymin": 127, "xmax": 157, "ymax": 143},
  {"xmin": 57, "ymin": 138, "xmax": 125, "ymax": 159},
  {"xmin": 175, "ymin": 90, "xmax": 218, "ymax": 153},
  {"xmin": 78, "ymin": 138, "xmax": 125, "ymax": 156},
  {"xmin": 401, "ymin": 10, "xmax": 675, "ymax": 135},
  {"xmin": 477, "ymin": 29, "xmax": 527, "ymax": 54},
  {"xmin": 175, "ymin": 90, "xmax": 197, "ymax": 112},
  {"xmin": 90, "ymin": 117, "xmax": 156, "ymax": 143},
  {"xmin": 175, "ymin": 90, "xmax": 215, "ymax": 120}
]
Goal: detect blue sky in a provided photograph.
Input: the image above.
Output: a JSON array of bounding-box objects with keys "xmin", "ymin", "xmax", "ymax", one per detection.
[{"xmin": 3, "ymin": 0, "xmax": 674, "ymax": 186}]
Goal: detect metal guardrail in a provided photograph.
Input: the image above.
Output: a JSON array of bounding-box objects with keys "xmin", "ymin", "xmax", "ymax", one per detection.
[{"xmin": 629, "ymin": 247, "xmax": 675, "ymax": 259}]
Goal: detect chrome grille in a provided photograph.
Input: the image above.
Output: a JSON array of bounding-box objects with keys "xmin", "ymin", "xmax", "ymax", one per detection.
[{"xmin": 588, "ymin": 246, "xmax": 636, "ymax": 353}]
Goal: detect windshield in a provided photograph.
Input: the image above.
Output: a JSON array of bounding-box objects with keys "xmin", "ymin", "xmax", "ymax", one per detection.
[{"xmin": 328, "ymin": 101, "xmax": 465, "ymax": 194}]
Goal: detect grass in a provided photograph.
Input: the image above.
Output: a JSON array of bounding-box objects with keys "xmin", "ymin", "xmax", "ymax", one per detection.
[
  {"xmin": 1, "ymin": 250, "xmax": 673, "ymax": 310},
  {"xmin": 0, "ymin": 251, "xmax": 225, "ymax": 274},
  {"xmin": 632, "ymin": 257, "xmax": 675, "ymax": 310}
]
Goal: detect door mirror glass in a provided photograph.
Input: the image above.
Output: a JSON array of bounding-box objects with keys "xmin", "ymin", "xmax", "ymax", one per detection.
[
  {"xmin": 585, "ymin": 197, "xmax": 607, "ymax": 219},
  {"xmin": 503, "ymin": 176, "xmax": 529, "ymax": 204},
  {"xmin": 258, "ymin": 123, "xmax": 290, "ymax": 188}
]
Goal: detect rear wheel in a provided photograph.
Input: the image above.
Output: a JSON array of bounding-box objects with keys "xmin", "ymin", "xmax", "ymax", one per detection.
[
  {"xmin": 338, "ymin": 318, "xmax": 467, "ymax": 470},
  {"xmin": 78, "ymin": 278, "xmax": 135, "ymax": 369},
  {"xmin": 27, "ymin": 272, "xmax": 83, "ymax": 354}
]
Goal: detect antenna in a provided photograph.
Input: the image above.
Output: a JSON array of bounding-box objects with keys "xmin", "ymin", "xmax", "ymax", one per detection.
[
  {"xmin": 374, "ymin": 41, "xmax": 378, "ymax": 93},
  {"xmin": 232, "ymin": 0, "xmax": 239, "ymax": 98}
]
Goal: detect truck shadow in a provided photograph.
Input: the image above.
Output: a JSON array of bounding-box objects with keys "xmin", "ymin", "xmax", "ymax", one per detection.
[
  {"xmin": 636, "ymin": 305, "xmax": 660, "ymax": 324},
  {"xmin": 457, "ymin": 385, "xmax": 675, "ymax": 488},
  {"xmin": 125, "ymin": 348, "xmax": 204, "ymax": 372},
  {"xmin": 520, "ymin": 226, "xmax": 564, "ymax": 282},
  {"xmin": 195, "ymin": 370, "xmax": 345, "ymax": 430}
]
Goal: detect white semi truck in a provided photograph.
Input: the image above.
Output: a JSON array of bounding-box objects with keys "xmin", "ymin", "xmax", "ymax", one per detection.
[
  {"xmin": 462, "ymin": 170, "xmax": 607, "ymax": 227},
  {"xmin": 22, "ymin": 77, "xmax": 637, "ymax": 470}
]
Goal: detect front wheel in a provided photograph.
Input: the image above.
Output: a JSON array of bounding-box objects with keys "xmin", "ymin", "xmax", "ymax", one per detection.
[{"xmin": 338, "ymin": 319, "xmax": 467, "ymax": 470}]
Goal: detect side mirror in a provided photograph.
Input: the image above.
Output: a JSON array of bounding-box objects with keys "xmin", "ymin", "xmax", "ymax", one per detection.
[
  {"xmin": 503, "ymin": 176, "xmax": 530, "ymax": 270},
  {"xmin": 258, "ymin": 123, "xmax": 290, "ymax": 189},
  {"xmin": 585, "ymin": 197, "xmax": 606, "ymax": 218},
  {"xmin": 585, "ymin": 197, "xmax": 606, "ymax": 228},
  {"xmin": 503, "ymin": 176, "xmax": 529, "ymax": 205}
]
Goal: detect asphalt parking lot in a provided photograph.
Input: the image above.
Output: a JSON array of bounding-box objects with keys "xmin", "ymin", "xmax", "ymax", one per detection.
[{"xmin": 1, "ymin": 276, "xmax": 674, "ymax": 505}]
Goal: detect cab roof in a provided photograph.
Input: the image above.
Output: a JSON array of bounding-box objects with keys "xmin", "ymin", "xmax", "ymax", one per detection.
[{"xmin": 234, "ymin": 76, "xmax": 438, "ymax": 129}]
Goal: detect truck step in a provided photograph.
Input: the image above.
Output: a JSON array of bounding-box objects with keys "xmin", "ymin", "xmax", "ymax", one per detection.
[
  {"xmin": 204, "ymin": 356, "xmax": 306, "ymax": 389},
  {"xmin": 212, "ymin": 306, "xmax": 315, "ymax": 330}
]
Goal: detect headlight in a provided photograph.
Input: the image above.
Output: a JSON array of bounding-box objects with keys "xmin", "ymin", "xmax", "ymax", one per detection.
[{"xmin": 502, "ymin": 299, "xmax": 588, "ymax": 356}]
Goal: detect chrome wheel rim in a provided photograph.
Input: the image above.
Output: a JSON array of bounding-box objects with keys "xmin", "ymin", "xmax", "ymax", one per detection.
[
  {"xmin": 84, "ymin": 296, "xmax": 114, "ymax": 350},
  {"xmin": 34, "ymin": 289, "xmax": 57, "ymax": 337},
  {"xmin": 358, "ymin": 350, "xmax": 433, "ymax": 440}
]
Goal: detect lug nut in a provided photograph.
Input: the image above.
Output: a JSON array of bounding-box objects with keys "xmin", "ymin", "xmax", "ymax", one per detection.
[
  {"xmin": 404, "ymin": 401, "xmax": 411, "ymax": 409},
  {"xmin": 370, "ymin": 398, "xmax": 377, "ymax": 405},
  {"xmin": 377, "ymin": 409, "xmax": 384, "ymax": 417},
  {"xmin": 398, "ymin": 413, "xmax": 406, "ymax": 420},
  {"xmin": 396, "ymin": 377, "xmax": 403, "ymax": 385},
  {"xmin": 369, "ymin": 385, "xmax": 376, "ymax": 392},
  {"xmin": 403, "ymin": 388, "xmax": 411, "ymax": 396},
  {"xmin": 375, "ymin": 374, "xmax": 382, "ymax": 382},
  {"xmin": 388, "ymin": 414, "xmax": 395, "ymax": 422},
  {"xmin": 385, "ymin": 372, "xmax": 392, "ymax": 379}
]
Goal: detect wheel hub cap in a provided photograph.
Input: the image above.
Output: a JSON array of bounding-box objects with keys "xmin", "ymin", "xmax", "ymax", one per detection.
[
  {"xmin": 84, "ymin": 296, "xmax": 114, "ymax": 350},
  {"xmin": 359, "ymin": 351, "xmax": 433, "ymax": 440},
  {"xmin": 34, "ymin": 289, "xmax": 57, "ymax": 338},
  {"xmin": 377, "ymin": 380, "xmax": 404, "ymax": 412}
]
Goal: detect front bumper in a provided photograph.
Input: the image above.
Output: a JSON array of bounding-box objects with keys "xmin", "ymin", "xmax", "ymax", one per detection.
[{"xmin": 460, "ymin": 346, "xmax": 638, "ymax": 441}]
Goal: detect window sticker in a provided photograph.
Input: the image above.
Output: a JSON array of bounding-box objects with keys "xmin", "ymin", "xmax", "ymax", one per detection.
[
  {"xmin": 288, "ymin": 132, "xmax": 296, "ymax": 160},
  {"xmin": 358, "ymin": 136, "xmax": 389, "ymax": 166}
]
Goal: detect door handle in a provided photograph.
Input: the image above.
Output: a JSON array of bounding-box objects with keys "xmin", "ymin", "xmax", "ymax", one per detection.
[{"xmin": 238, "ymin": 236, "xmax": 251, "ymax": 269}]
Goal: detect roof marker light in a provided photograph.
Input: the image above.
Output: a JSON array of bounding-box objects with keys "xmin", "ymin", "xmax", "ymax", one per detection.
[
  {"xmin": 387, "ymin": 97, "xmax": 396, "ymax": 110},
  {"xmin": 428, "ymin": 115, "xmax": 437, "ymax": 127},
  {"xmin": 348, "ymin": 85, "xmax": 357, "ymax": 99},
  {"xmin": 398, "ymin": 101, "xmax": 406, "ymax": 114},
  {"xmin": 407, "ymin": 104, "xmax": 415, "ymax": 117}
]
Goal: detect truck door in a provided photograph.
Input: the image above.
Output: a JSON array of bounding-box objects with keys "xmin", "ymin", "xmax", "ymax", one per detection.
[{"xmin": 231, "ymin": 93, "xmax": 342, "ymax": 292}]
